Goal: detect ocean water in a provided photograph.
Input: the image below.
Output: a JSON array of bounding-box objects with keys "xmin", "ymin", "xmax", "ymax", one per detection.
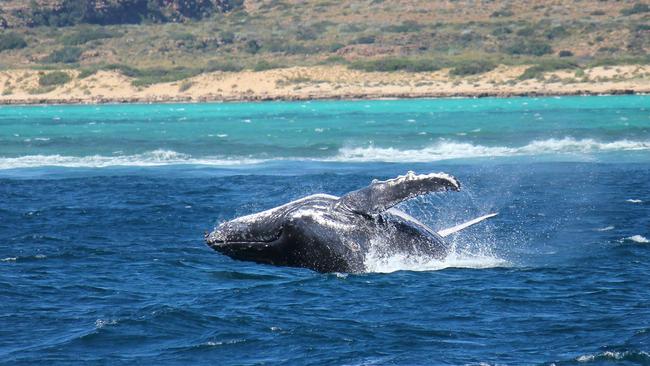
[{"xmin": 1, "ymin": 96, "xmax": 649, "ymax": 365}]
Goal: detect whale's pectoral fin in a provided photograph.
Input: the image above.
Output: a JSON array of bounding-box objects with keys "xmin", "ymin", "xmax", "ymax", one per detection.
[
  {"xmin": 437, "ymin": 213, "xmax": 498, "ymax": 237},
  {"xmin": 336, "ymin": 171, "xmax": 461, "ymax": 215}
]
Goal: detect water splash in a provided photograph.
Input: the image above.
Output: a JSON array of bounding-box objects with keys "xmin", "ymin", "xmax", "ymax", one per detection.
[
  {"xmin": 625, "ymin": 235, "xmax": 649, "ymax": 244},
  {"xmin": 364, "ymin": 248, "xmax": 509, "ymax": 273},
  {"xmin": 363, "ymin": 194, "xmax": 509, "ymax": 273}
]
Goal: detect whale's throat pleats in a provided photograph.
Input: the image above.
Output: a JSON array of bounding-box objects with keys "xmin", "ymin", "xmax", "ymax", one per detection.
[{"xmin": 335, "ymin": 171, "xmax": 461, "ymax": 215}]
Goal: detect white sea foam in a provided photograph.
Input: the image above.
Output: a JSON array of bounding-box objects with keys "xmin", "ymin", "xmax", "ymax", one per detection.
[
  {"xmin": 335, "ymin": 138, "xmax": 650, "ymax": 162},
  {"xmin": 626, "ymin": 235, "xmax": 649, "ymax": 243},
  {"xmin": 363, "ymin": 229, "xmax": 508, "ymax": 273},
  {"xmin": 0, "ymin": 149, "xmax": 263, "ymax": 169},
  {"xmin": 626, "ymin": 199, "xmax": 643, "ymax": 203},
  {"xmin": 203, "ymin": 339, "xmax": 245, "ymax": 346},
  {"xmin": 2, "ymin": 138, "xmax": 649, "ymax": 169},
  {"xmin": 363, "ymin": 250, "xmax": 509, "ymax": 273},
  {"xmin": 577, "ymin": 350, "xmax": 650, "ymax": 363},
  {"xmin": 595, "ymin": 226, "xmax": 614, "ymax": 232},
  {"xmin": 95, "ymin": 319, "xmax": 117, "ymax": 328}
]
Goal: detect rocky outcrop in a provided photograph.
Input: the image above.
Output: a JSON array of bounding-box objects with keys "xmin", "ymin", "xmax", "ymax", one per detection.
[{"xmin": 0, "ymin": 0, "xmax": 242, "ymax": 27}]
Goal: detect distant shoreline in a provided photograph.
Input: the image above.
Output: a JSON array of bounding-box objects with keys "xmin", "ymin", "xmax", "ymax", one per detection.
[
  {"xmin": 1, "ymin": 65, "xmax": 648, "ymax": 106},
  {"xmin": 0, "ymin": 90, "xmax": 646, "ymax": 107}
]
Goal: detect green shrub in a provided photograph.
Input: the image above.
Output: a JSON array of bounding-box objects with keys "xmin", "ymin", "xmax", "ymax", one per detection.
[
  {"xmin": 621, "ymin": 3, "xmax": 650, "ymax": 15},
  {"xmin": 61, "ymin": 28, "xmax": 117, "ymax": 45},
  {"xmin": 516, "ymin": 27, "xmax": 535, "ymax": 37},
  {"xmin": 43, "ymin": 47, "xmax": 82, "ymax": 63},
  {"xmin": 253, "ymin": 60, "xmax": 281, "ymax": 71},
  {"xmin": 492, "ymin": 27, "xmax": 512, "ymax": 36},
  {"xmin": 169, "ymin": 32, "xmax": 196, "ymax": 42},
  {"xmin": 129, "ymin": 67, "xmax": 200, "ymax": 86},
  {"xmin": 352, "ymin": 35, "xmax": 376, "ymax": 44},
  {"xmin": 0, "ymin": 32, "xmax": 28, "ymax": 51},
  {"xmin": 587, "ymin": 55, "xmax": 650, "ymax": 67},
  {"xmin": 321, "ymin": 55, "xmax": 347, "ymax": 64},
  {"xmin": 558, "ymin": 50, "xmax": 574, "ymax": 57},
  {"xmin": 205, "ymin": 60, "xmax": 244, "ymax": 72},
  {"xmin": 518, "ymin": 60, "xmax": 578, "ymax": 80},
  {"xmin": 264, "ymin": 40, "xmax": 313, "ymax": 54},
  {"xmin": 341, "ymin": 23, "xmax": 365, "ymax": 33},
  {"xmin": 598, "ymin": 47, "xmax": 619, "ymax": 53},
  {"xmin": 505, "ymin": 39, "xmax": 553, "ymax": 56},
  {"xmin": 328, "ymin": 43, "xmax": 345, "ymax": 52},
  {"xmin": 80, "ymin": 64, "xmax": 198, "ymax": 86},
  {"xmin": 178, "ymin": 80, "xmax": 194, "ymax": 92},
  {"xmin": 220, "ymin": 31, "xmax": 235, "ymax": 44},
  {"xmin": 350, "ymin": 57, "xmax": 441, "ymax": 72},
  {"xmin": 544, "ymin": 26, "xmax": 569, "ymax": 40},
  {"xmin": 244, "ymin": 40, "xmax": 261, "ymax": 54},
  {"xmin": 38, "ymin": 71, "xmax": 71, "ymax": 86},
  {"xmin": 490, "ymin": 9, "xmax": 514, "ymax": 17},
  {"xmin": 382, "ymin": 21, "xmax": 423, "ymax": 33},
  {"xmin": 296, "ymin": 26, "xmax": 318, "ymax": 40},
  {"xmin": 75, "ymin": 64, "xmax": 206, "ymax": 86},
  {"xmin": 78, "ymin": 67, "xmax": 99, "ymax": 79},
  {"xmin": 101, "ymin": 64, "xmax": 140, "ymax": 77},
  {"xmin": 449, "ymin": 60, "xmax": 497, "ymax": 76},
  {"xmin": 29, "ymin": 86, "xmax": 57, "ymax": 95}
]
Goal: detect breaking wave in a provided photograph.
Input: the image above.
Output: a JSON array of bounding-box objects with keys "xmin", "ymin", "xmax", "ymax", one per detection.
[
  {"xmin": 576, "ymin": 350, "xmax": 650, "ymax": 363},
  {"xmin": 0, "ymin": 149, "xmax": 263, "ymax": 169},
  {"xmin": 625, "ymin": 235, "xmax": 649, "ymax": 244},
  {"xmin": 335, "ymin": 138, "xmax": 650, "ymax": 162},
  {"xmin": 1, "ymin": 138, "xmax": 649, "ymax": 169}
]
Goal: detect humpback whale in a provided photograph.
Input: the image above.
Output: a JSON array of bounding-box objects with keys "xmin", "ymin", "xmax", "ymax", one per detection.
[{"xmin": 206, "ymin": 171, "xmax": 496, "ymax": 273}]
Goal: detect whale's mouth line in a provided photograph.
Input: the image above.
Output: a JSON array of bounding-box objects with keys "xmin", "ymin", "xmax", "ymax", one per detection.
[{"xmin": 206, "ymin": 229, "xmax": 283, "ymax": 247}]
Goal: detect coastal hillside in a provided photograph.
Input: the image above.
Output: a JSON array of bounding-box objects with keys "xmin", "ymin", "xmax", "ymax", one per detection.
[{"xmin": 0, "ymin": 0, "xmax": 648, "ymax": 103}]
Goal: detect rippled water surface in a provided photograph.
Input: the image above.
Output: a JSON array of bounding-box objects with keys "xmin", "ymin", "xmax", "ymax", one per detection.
[{"xmin": 1, "ymin": 97, "xmax": 649, "ymax": 365}]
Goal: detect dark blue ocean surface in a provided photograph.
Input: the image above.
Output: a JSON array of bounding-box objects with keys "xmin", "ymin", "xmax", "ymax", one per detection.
[{"xmin": 1, "ymin": 97, "xmax": 649, "ymax": 365}]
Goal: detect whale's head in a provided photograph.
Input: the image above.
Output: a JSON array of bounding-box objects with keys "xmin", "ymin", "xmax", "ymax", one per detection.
[
  {"xmin": 205, "ymin": 206, "xmax": 290, "ymax": 265},
  {"xmin": 205, "ymin": 194, "xmax": 357, "ymax": 270}
]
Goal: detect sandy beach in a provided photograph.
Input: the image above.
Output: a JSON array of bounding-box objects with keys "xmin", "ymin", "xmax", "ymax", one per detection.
[{"xmin": 1, "ymin": 64, "xmax": 648, "ymax": 105}]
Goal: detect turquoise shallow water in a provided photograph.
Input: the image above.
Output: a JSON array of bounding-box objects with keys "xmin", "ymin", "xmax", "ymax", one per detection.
[
  {"xmin": 1, "ymin": 96, "xmax": 649, "ymax": 365},
  {"xmin": 0, "ymin": 96, "xmax": 648, "ymax": 166}
]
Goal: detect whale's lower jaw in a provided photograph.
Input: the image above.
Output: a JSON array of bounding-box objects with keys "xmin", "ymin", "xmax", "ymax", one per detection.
[
  {"xmin": 207, "ymin": 241, "xmax": 274, "ymax": 250},
  {"xmin": 207, "ymin": 240, "xmax": 286, "ymax": 266},
  {"xmin": 206, "ymin": 236, "xmax": 363, "ymax": 273}
]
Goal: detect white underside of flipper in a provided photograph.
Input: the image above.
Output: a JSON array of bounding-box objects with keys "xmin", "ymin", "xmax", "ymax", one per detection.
[{"xmin": 437, "ymin": 213, "xmax": 498, "ymax": 238}]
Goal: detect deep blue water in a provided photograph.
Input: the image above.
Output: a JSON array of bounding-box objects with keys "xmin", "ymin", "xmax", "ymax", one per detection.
[{"xmin": 1, "ymin": 97, "xmax": 649, "ymax": 365}]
